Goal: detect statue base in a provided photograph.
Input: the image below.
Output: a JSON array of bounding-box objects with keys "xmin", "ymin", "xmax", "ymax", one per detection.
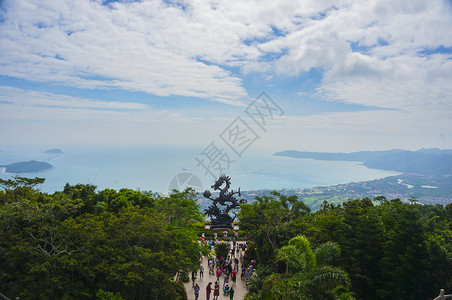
[{"xmin": 209, "ymin": 213, "xmax": 234, "ymax": 230}]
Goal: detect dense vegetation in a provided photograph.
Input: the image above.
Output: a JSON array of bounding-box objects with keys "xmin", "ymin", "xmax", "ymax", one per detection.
[
  {"xmin": 0, "ymin": 177, "xmax": 207, "ymax": 300},
  {"xmin": 239, "ymin": 192, "xmax": 452, "ymax": 299},
  {"xmin": 2, "ymin": 178, "xmax": 451, "ymax": 299}
]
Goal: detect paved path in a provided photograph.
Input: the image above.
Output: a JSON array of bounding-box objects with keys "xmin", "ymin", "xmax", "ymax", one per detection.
[{"xmin": 184, "ymin": 245, "xmax": 248, "ymax": 300}]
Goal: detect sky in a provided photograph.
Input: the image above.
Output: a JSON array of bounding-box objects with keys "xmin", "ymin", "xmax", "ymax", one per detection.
[{"xmin": 1, "ymin": 0, "xmax": 452, "ymax": 153}]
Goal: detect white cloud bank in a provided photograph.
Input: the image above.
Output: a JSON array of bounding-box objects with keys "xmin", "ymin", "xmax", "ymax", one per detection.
[
  {"xmin": 1, "ymin": 0, "xmax": 451, "ymax": 108},
  {"xmin": 0, "ymin": 86, "xmax": 238, "ymax": 147},
  {"xmin": 1, "ymin": 0, "xmax": 452, "ymax": 149}
]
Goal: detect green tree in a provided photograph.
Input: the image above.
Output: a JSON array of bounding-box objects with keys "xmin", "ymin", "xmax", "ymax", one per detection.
[
  {"xmin": 0, "ymin": 181, "xmax": 204, "ymax": 299},
  {"xmin": 0, "ymin": 176, "xmax": 45, "ymax": 203},
  {"xmin": 246, "ymin": 235, "xmax": 350, "ymax": 300},
  {"xmin": 239, "ymin": 191, "xmax": 310, "ymax": 265},
  {"xmin": 156, "ymin": 188, "xmax": 204, "ymax": 226},
  {"xmin": 214, "ymin": 241, "xmax": 230, "ymax": 260},
  {"xmin": 96, "ymin": 289, "xmax": 125, "ymax": 300}
]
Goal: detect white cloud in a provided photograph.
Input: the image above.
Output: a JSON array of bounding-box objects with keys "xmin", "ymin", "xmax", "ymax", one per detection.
[
  {"xmin": 266, "ymin": 0, "xmax": 452, "ymax": 114},
  {"xmin": 1, "ymin": 0, "xmax": 452, "ymax": 150},
  {"xmin": 0, "ymin": 0, "xmax": 252, "ymax": 103},
  {"xmin": 260, "ymin": 108, "xmax": 452, "ymax": 153},
  {"xmin": 0, "ymin": 86, "xmax": 240, "ymax": 147},
  {"xmin": 0, "ymin": 86, "xmax": 149, "ymax": 111},
  {"xmin": 3, "ymin": 0, "xmax": 451, "ymax": 109}
]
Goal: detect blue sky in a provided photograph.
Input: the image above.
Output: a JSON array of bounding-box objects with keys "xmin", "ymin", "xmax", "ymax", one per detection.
[{"xmin": 1, "ymin": 0, "xmax": 452, "ymax": 152}]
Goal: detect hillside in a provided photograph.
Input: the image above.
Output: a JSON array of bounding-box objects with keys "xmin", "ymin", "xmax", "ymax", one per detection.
[
  {"xmin": 274, "ymin": 148, "xmax": 452, "ymax": 175},
  {"xmin": 234, "ymin": 174, "xmax": 452, "ymax": 212},
  {"xmin": 44, "ymin": 148, "xmax": 63, "ymax": 154},
  {"xmin": 0, "ymin": 160, "xmax": 53, "ymax": 173}
]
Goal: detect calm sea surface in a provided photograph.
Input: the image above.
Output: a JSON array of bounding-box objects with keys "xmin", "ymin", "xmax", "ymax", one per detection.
[{"xmin": 0, "ymin": 147, "xmax": 399, "ymax": 193}]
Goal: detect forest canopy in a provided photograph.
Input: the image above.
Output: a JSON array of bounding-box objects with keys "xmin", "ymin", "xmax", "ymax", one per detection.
[
  {"xmin": 0, "ymin": 177, "xmax": 206, "ymax": 300},
  {"xmin": 1, "ymin": 177, "xmax": 451, "ymax": 299},
  {"xmin": 239, "ymin": 193, "xmax": 452, "ymax": 300}
]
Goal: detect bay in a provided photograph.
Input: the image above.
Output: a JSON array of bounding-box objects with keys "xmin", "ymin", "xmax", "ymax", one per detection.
[{"xmin": 0, "ymin": 147, "xmax": 399, "ymax": 193}]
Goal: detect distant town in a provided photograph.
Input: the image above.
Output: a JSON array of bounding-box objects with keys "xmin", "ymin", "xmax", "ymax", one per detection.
[{"xmin": 230, "ymin": 174, "xmax": 452, "ymax": 211}]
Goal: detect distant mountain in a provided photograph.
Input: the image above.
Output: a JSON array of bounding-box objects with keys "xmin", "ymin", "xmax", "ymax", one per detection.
[
  {"xmin": 0, "ymin": 160, "xmax": 53, "ymax": 173},
  {"xmin": 273, "ymin": 149, "xmax": 452, "ymax": 175},
  {"xmin": 45, "ymin": 148, "xmax": 63, "ymax": 154},
  {"xmin": 273, "ymin": 149, "xmax": 405, "ymax": 162},
  {"xmin": 415, "ymin": 148, "xmax": 452, "ymax": 155}
]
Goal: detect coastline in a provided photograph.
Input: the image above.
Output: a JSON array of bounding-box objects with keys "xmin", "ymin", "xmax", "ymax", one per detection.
[{"xmin": 0, "ymin": 148, "xmax": 417, "ymax": 193}]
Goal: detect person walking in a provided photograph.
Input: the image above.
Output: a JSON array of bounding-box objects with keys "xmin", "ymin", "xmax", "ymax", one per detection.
[
  {"xmin": 206, "ymin": 282, "xmax": 212, "ymax": 300},
  {"xmin": 199, "ymin": 264, "xmax": 204, "ymax": 278},
  {"xmin": 229, "ymin": 286, "xmax": 234, "ymax": 300},
  {"xmin": 223, "ymin": 273, "xmax": 229, "ymax": 287},
  {"xmin": 213, "ymin": 282, "xmax": 220, "ymax": 300},
  {"xmin": 191, "ymin": 271, "xmax": 196, "ymax": 288},
  {"xmin": 194, "ymin": 283, "xmax": 200, "ymax": 300},
  {"xmin": 209, "ymin": 259, "xmax": 214, "ymax": 275},
  {"xmin": 216, "ymin": 267, "xmax": 221, "ymax": 281}
]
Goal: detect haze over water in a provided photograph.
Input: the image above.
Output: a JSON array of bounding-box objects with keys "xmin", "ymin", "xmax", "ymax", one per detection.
[{"xmin": 0, "ymin": 147, "xmax": 398, "ymax": 193}]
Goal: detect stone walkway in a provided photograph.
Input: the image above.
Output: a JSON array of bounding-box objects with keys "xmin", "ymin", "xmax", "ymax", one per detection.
[{"xmin": 183, "ymin": 245, "xmax": 248, "ymax": 300}]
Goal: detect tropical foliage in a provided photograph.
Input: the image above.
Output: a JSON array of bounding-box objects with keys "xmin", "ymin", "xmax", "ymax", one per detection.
[
  {"xmin": 240, "ymin": 194, "xmax": 452, "ymax": 300},
  {"xmin": 2, "ymin": 176, "xmax": 451, "ymax": 300},
  {"xmin": 214, "ymin": 241, "xmax": 230, "ymax": 260},
  {"xmin": 246, "ymin": 235, "xmax": 350, "ymax": 299},
  {"xmin": 0, "ymin": 176, "xmax": 205, "ymax": 300},
  {"xmin": 238, "ymin": 191, "xmax": 311, "ymax": 266}
]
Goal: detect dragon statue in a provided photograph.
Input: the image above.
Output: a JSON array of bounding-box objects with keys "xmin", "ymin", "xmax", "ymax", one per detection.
[{"xmin": 203, "ymin": 174, "xmax": 247, "ymax": 229}]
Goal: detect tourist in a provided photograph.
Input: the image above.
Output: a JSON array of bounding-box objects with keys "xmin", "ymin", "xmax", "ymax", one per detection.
[
  {"xmin": 223, "ymin": 273, "xmax": 229, "ymax": 287},
  {"xmin": 245, "ymin": 269, "xmax": 250, "ymax": 280},
  {"xmin": 240, "ymin": 271, "xmax": 246, "ymax": 281},
  {"xmin": 191, "ymin": 271, "xmax": 196, "ymax": 287},
  {"xmin": 216, "ymin": 267, "xmax": 221, "ymax": 281},
  {"xmin": 208, "ymin": 259, "xmax": 212, "ymax": 275},
  {"xmin": 229, "ymin": 286, "xmax": 235, "ymax": 300},
  {"xmin": 209, "ymin": 259, "xmax": 215, "ymax": 275},
  {"xmin": 231, "ymin": 269, "xmax": 237, "ymax": 282},
  {"xmin": 206, "ymin": 282, "xmax": 212, "ymax": 300},
  {"xmin": 213, "ymin": 282, "xmax": 220, "ymax": 300},
  {"xmin": 226, "ymin": 263, "xmax": 232, "ymax": 275},
  {"xmin": 199, "ymin": 264, "xmax": 204, "ymax": 278},
  {"xmin": 223, "ymin": 283, "xmax": 230, "ymax": 296},
  {"xmin": 194, "ymin": 283, "xmax": 200, "ymax": 300}
]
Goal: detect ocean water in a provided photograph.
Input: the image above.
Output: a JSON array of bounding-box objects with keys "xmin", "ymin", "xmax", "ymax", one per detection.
[{"xmin": 0, "ymin": 147, "xmax": 399, "ymax": 193}]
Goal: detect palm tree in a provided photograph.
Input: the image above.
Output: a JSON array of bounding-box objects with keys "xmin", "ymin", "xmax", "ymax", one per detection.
[{"xmin": 266, "ymin": 235, "xmax": 351, "ymax": 300}]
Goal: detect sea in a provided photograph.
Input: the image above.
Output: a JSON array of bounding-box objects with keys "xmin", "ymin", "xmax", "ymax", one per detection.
[{"xmin": 0, "ymin": 147, "xmax": 399, "ymax": 194}]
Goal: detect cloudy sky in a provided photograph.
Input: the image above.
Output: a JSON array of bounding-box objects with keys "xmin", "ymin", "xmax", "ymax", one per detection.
[{"xmin": 1, "ymin": 0, "xmax": 452, "ymax": 152}]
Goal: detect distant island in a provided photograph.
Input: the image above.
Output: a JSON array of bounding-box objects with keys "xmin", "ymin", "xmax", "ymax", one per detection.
[
  {"xmin": 45, "ymin": 148, "xmax": 63, "ymax": 154},
  {"xmin": 0, "ymin": 160, "xmax": 53, "ymax": 173},
  {"xmin": 273, "ymin": 148, "xmax": 452, "ymax": 175}
]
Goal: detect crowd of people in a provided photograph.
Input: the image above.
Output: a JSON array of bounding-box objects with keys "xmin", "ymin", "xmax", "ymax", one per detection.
[{"xmin": 190, "ymin": 231, "xmax": 257, "ymax": 300}]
